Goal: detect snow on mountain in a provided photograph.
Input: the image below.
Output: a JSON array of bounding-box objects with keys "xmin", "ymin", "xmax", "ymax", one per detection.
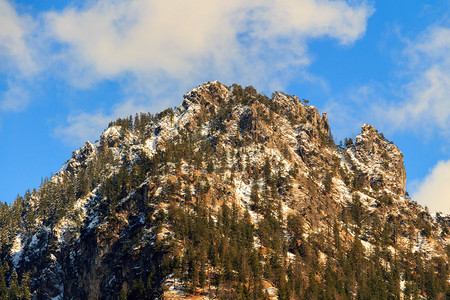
[{"xmin": 0, "ymin": 81, "xmax": 448, "ymax": 299}]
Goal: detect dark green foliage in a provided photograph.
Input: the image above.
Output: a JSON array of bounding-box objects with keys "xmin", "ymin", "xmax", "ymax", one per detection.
[
  {"xmin": 344, "ymin": 137, "xmax": 353, "ymax": 148},
  {"xmin": 351, "ymin": 194, "xmax": 363, "ymax": 228},
  {"xmin": 128, "ymin": 278, "xmax": 146, "ymax": 300},
  {"xmin": 210, "ymin": 101, "xmax": 233, "ymax": 133},
  {"xmin": 352, "ymin": 168, "xmax": 366, "ymax": 191},
  {"xmin": 19, "ymin": 272, "xmax": 31, "ymax": 300},
  {"xmin": 0, "ymin": 263, "xmax": 7, "ymax": 299},
  {"xmin": 286, "ymin": 213, "xmax": 303, "ymax": 253},
  {"xmin": 0, "ymin": 268, "xmax": 32, "ymax": 300},
  {"xmin": 323, "ymin": 172, "xmax": 333, "ymax": 194},
  {"xmin": 164, "ymin": 201, "xmax": 266, "ymax": 297},
  {"xmin": 8, "ymin": 271, "xmax": 19, "ymax": 300},
  {"xmin": 258, "ymin": 214, "xmax": 283, "ymax": 251},
  {"xmin": 333, "ymin": 220, "xmax": 341, "ymax": 254},
  {"xmin": 250, "ymin": 180, "xmax": 260, "ymax": 210},
  {"xmin": 232, "ymin": 84, "xmax": 259, "ymax": 106}
]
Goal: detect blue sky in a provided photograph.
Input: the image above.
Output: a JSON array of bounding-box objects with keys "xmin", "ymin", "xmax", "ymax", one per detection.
[{"xmin": 0, "ymin": 0, "xmax": 449, "ymax": 214}]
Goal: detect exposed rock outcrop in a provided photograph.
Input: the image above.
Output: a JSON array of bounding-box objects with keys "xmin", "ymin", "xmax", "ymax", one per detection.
[{"xmin": 345, "ymin": 124, "xmax": 406, "ymax": 196}]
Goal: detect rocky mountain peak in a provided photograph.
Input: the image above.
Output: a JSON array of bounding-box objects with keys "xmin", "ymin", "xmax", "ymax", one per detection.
[
  {"xmin": 61, "ymin": 141, "xmax": 96, "ymax": 174},
  {"xmin": 182, "ymin": 81, "xmax": 231, "ymax": 108},
  {"xmin": 346, "ymin": 124, "xmax": 407, "ymax": 197},
  {"xmin": 360, "ymin": 123, "xmax": 377, "ymax": 134},
  {"xmin": 101, "ymin": 126, "xmax": 122, "ymax": 147},
  {"xmin": 356, "ymin": 123, "xmax": 388, "ymax": 148},
  {"xmin": 0, "ymin": 82, "xmax": 448, "ymax": 300}
]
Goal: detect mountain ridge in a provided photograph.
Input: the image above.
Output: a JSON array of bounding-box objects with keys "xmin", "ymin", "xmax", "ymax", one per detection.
[{"xmin": 0, "ymin": 81, "xmax": 448, "ymax": 299}]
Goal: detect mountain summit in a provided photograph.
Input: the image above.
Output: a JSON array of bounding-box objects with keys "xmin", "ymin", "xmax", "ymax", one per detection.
[{"xmin": 0, "ymin": 82, "xmax": 448, "ymax": 299}]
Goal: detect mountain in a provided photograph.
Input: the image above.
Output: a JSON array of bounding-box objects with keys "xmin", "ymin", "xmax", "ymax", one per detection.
[{"xmin": 0, "ymin": 81, "xmax": 448, "ymax": 299}]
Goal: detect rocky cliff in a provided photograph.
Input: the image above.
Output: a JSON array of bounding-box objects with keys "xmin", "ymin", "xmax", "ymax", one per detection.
[{"xmin": 0, "ymin": 81, "xmax": 448, "ymax": 299}]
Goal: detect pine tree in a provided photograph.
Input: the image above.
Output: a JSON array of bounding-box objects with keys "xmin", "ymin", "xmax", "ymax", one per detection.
[
  {"xmin": 333, "ymin": 220, "xmax": 341, "ymax": 255},
  {"xmin": 0, "ymin": 264, "xmax": 7, "ymax": 299},
  {"xmin": 250, "ymin": 180, "xmax": 260, "ymax": 210},
  {"xmin": 8, "ymin": 271, "xmax": 20, "ymax": 300},
  {"xmin": 19, "ymin": 272, "xmax": 32, "ymax": 300}
]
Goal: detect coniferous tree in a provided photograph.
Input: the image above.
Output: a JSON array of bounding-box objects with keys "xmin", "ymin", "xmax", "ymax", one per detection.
[
  {"xmin": 250, "ymin": 180, "xmax": 260, "ymax": 210},
  {"xmin": 19, "ymin": 272, "xmax": 32, "ymax": 300},
  {"xmin": 8, "ymin": 271, "xmax": 20, "ymax": 300},
  {"xmin": 0, "ymin": 263, "xmax": 7, "ymax": 299}
]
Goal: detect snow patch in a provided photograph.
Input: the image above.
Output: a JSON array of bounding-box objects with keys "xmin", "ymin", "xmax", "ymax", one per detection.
[
  {"xmin": 10, "ymin": 234, "xmax": 23, "ymax": 268},
  {"xmin": 29, "ymin": 233, "xmax": 39, "ymax": 248},
  {"xmin": 234, "ymin": 178, "xmax": 260, "ymax": 224},
  {"xmin": 87, "ymin": 215, "xmax": 99, "ymax": 230},
  {"xmin": 102, "ymin": 126, "xmax": 121, "ymax": 141}
]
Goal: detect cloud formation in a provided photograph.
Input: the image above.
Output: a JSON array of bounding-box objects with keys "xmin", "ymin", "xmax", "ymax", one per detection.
[
  {"xmin": 44, "ymin": 0, "xmax": 372, "ymax": 89},
  {"xmin": 42, "ymin": 0, "xmax": 373, "ymax": 143},
  {"xmin": 0, "ymin": 0, "xmax": 373, "ymax": 143},
  {"xmin": 414, "ymin": 160, "xmax": 450, "ymax": 214},
  {"xmin": 385, "ymin": 26, "xmax": 450, "ymax": 135},
  {"xmin": 0, "ymin": 82, "xmax": 29, "ymax": 112},
  {"xmin": 54, "ymin": 98, "xmax": 170, "ymax": 145},
  {"xmin": 0, "ymin": 0, "xmax": 36, "ymax": 75}
]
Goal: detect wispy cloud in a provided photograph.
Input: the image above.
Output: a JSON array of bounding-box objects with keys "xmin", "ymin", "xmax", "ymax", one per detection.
[
  {"xmin": 0, "ymin": 0, "xmax": 39, "ymax": 116},
  {"xmin": 42, "ymin": 0, "xmax": 373, "ymax": 143},
  {"xmin": 44, "ymin": 0, "xmax": 373, "ymax": 90},
  {"xmin": 366, "ymin": 25, "xmax": 450, "ymax": 215},
  {"xmin": 413, "ymin": 160, "xmax": 450, "ymax": 214},
  {"xmin": 0, "ymin": 81, "xmax": 29, "ymax": 112},
  {"xmin": 0, "ymin": 0, "xmax": 373, "ymax": 143},
  {"xmin": 325, "ymin": 24, "xmax": 450, "ymax": 143},
  {"xmin": 53, "ymin": 98, "xmax": 170, "ymax": 146},
  {"xmin": 383, "ymin": 26, "xmax": 450, "ymax": 135},
  {"xmin": 323, "ymin": 83, "xmax": 387, "ymax": 141},
  {"xmin": 0, "ymin": 0, "xmax": 37, "ymax": 75}
]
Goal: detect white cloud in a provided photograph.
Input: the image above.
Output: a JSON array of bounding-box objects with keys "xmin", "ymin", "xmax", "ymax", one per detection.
[
  {"xmin": 323, "ymin": 83, "xmax": 388, "ymax": 142},
  {"xmin": 384, "ymin": 26, "xmax": 450, "ymax": 135},
  {"xmin": 0, "ymin": 0, "xmax": 36, "ymax": 75},
  {"xmin": 251, "ymin": 0, "xmax": 371, "ymax": 44},
  {"xmin": 413, "ymin": 160, "xmax": 450, "ymax": 214},
  {"xmin": 0, "ymin": 0, "xmax": 39, "ymax": 113},
  {"xmin": 54, "ymin": 112, "xmax": 111, "ymax": 146},
  {"xmin": 44, "ymin": 0, "xmax": 373, "ymax": 90},
  {"xmin": 0, "ymin": 81, "xmax": 29, "ymax": 112},
  {"xmin": 53, "ymin": 98, "xmax": 170, "ymax": 146},
  {"xmin": 44, "ymin": 0, "xmax": 373, "ymax": 143}
]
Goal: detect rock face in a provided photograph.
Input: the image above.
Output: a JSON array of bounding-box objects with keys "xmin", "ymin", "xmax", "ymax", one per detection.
[
  {"xmin": 63, "ymin": 141, "xmax": 96, "ymax": 174},
  {"xmin": 345, "ymin": 124, "xmax": 407, "ymax": 196},
  {"xmin": 1, "ymin": 81, "xmax": 448, "ymax": 299}
]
